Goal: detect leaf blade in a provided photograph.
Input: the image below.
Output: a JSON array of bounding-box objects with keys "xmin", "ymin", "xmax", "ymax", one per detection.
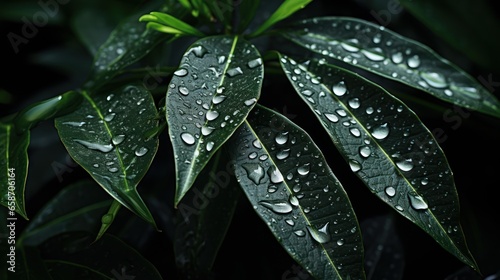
[
  {"xmin": 167, "ymin": 35, "xmax": 263, "ymax": 206},
  {"xmin": 55, "ymin": 84, "xmax": 159, "ymax": 226},
  {"xmin": 228, "ymin": 105, "xmax": 365, "ymax": 280},
  {"xmin": 281, "ymin": 17, "xmax": 500, "ymax": 118},
  {"xmin": 279, "ymin": 54, "xmax": 479, "ymax": 271}
]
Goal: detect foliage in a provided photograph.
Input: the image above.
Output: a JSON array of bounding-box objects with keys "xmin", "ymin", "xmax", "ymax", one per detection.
[{"xmin": 1, "ymin": 0, "xmax": 500, "ymax": 279}]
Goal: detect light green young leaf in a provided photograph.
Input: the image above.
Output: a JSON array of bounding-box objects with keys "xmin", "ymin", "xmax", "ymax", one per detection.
[
  {"xmin": 281, "ymin": 17, "xmax": 500, "ymax": 118},
  {"xmin": 139, "ymin": 11, "xmax": 205, "ymax": 37},
  {"xmin": 0, "ymin": 123, "xmax": 29, "ymax": 219},
  {"xmin": 248, "ymin": 0, "xmax": 312, "ymax": 38},
  {"xmin": 228, "ymin": 104, "xmax": 365, "ymax": 280},
  {"xmin": 279, "ymin": 54, "xmax": 479, "ymax": 272},
  {"xmin": 55, "ymin": 84, "xmax": 159, "ymax": 227},
  {"xmin": 167, "ymin": 35, "xmax": 263, "ymax": 206}
]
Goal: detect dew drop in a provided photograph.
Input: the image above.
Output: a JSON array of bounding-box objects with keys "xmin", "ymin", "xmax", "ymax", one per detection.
[
  {"xmin": 206, "ymin": 141, "xmax": 214, "ymax": 151},
  {"xmin": 408, "ymin": 193, "xmax": 428, "ymax": 210},
  {"xmin": 259, "ymin": 200, "xmax": 293, "ymax": 214},
  {"xmin": 112, "ymin": 135, "xmax": 126, "ymax": 145},
  {"xmin": 420, "ymin": 72, "xmax": 447, "ymax": 88},
  {"xmin": 179, "ymin": 86, "xmax": 189, "ymax": 96},
  {"xmin": 348, "ymin": 98, "xmax": 360, "ymax": 109},
  {"xmin": 294, "ymin": 230, "xmax": 306, "ymax": 237},
  {"xmin": 74, "ymin": 140, "xmax": 114, "ymax": 153},
  {"xmin": 324, "ymin": 113, "xmax": 339, "ymax": 123},
  {"xmin": 396, "ymin": 158, "xmax": 414, "ymax": 171},
  {"xmin": 135, "ymin": 147, "xmax": 148, "ymax": 157},
  {"xmin": 297, "ymin": 163, "xmax": 311, "ymax": 176},
  {"xmin": 63, "ymin": 121, "xmax": 86, "ymax": 127},
  {"xmin": 285, "ymin": 219, "xmax": 295, "ymax": 226},
  {"xmin": 349, "ymin": 128, "xmax": 361, "ymax": 137},
  {"xmin": 359, "ymin": 146, "xmax": 371, "ymax": 158},
  {"xmin": 244, "ymin": 98, "xmax": 257, "ymax": 106},
  {"xmin": 206, "ymin": 110, "xmax": 219, "ymax": 121},
  {"xmin": 275, "ymin": 132, "xmax": 289, "ymax": 145},
  {"xmin": 189, "ymin": 45, "xmax": 208, "ymax": 58},
  {"xmin": 181, "ymin": 132, "xmax": 196, "ymax": 145},
  {"xmin": 361, "ymin": 48, "xmax": 385, "ymax": 61},
  {"xmin": 340, "ymin": 39, "xmax": 360, "ymax": 52},
  {"xmin": 407, "ymin": 55, "xmax": 421, "ymax": 68},
  {"xmin": 391, "ymin": 52, "xmax": 403, "ymax": 64},
  {"xmin": 252, "ymin": 139, "xmax": 262, "ymax": 149},
  {"xmin": 212, "ymin": 95, "xmax": 226, "ymax": 104},
  {"xmin": 276, "ymin": 149, "xmax": 290, "ymax": 160},
  {"xmin": 108, "ymin": 167, "xmax": 118, "ymax": 173},
  {"xmin": 337, "ymin": 239, "xmax": 345, "ymax": 246},
  {"xmin": 104, "ymin": 113, "xmax": 116, "ymax": 122},
  {"xmin": 201, "ymin": 126, "xmax": 215, "ymax": 136},
  {"xmin": 247, "ymin": 58, "xmax": 263, "ymax": 68},
  {"xmin": 289, "ymin": 195, "xmax": 299, "ymax": 206},
  {"xmin": 227, "ymin": 67, "xmax": 243, "ymax": 77},
  {"xmin": 333, "ymin": 81, "xmax": 347, "ymax": 96},
  {"xmin": 371, "ymin": 123, "xmax": 390, "ymax": 139},
  {"xmin": 385, "ymin": 186, "xmax": 396, "ymax": 197},
  {"xmin": 349, "ymin": 159, "xmax": 362, "ymax": 172},
  {"xmin": 174, "ymin": 68, "xmax": 188, "ymax": 77},
  {"xmin": 242, "ymin": 163, "xmax": 265, "ymax": 184},
  {"xmin": 267, "ymin": 166, "xmax": 284, "ymax": 184},
  {"xmin": 307, "ymin": 222, "xmax": 331, "ymax": 243}
]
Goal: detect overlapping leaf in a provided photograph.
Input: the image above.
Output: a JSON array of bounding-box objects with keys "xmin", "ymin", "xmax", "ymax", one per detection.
[
  {"xmin": 0, "ymin": 123, "xmax": 29, "ymax": 219},
  {"xmin": 55, "ymin": 84, "xmax": 159, "ymax": 226},
  {"xmin": 280, "ymin": 17, "xmax": 500, "ymax": 118},
  {"xmin": 166, "ymin": 35, "xmax": 263, "ymax": 205},
  {"xmin": 279, "ymin": 54, "xmax": 478, "ymax": 271},
  {"xmin": 229, "ymin": 105, "xmax": 365, "ymax": 280}
]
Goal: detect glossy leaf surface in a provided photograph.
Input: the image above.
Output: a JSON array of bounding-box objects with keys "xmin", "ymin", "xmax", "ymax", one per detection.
[
  {"xmin": 167, "ymin": 35, "xmax": 263, "ymax": 205},
  {"xmin": 281, "ymin": 17, "xmax": 500, "ymax": 118},
  {"xmin": 55, "ymin": 84, "xmax": 159, "ymax": 226},
  {"xmin": 279, "ymin": 55, "xmax": 478, "ymax": 271},
  {"xmin": 229, "ymin": 105, "xmax": 365, "ymax": 280}
]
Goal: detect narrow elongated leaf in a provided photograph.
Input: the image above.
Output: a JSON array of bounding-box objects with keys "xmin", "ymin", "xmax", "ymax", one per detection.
[
  {"xmin": 281, "ymin": 17, "xmax": 500, "ymax": 118},
  {"xmin": 248, "ymin": 0, "xmax": 313, "ymax": 38},
  {"xmin": 19, "ymin": 180, "xmax": 111, "ymax": 247},
  {"xmin": 40, "ymin": 232, "xmax": 162, "ymax": 280},
  {"xmin": 174, "ymin": 150, "xmax": 241, "ymax": 278},
  {"xmin": 0, "ymin": 123, "xmax": 29, "ymax": 219},
  {"xmin": 236, "ymin": 0, "xmax": 260, "ymax": 33},
  {"xmin": 228, "ymin": 105, "xmax": 365, "ymax": 280},
  {"xmin": 279, "ymin": 55, "xmax": 479, "ymax": 271},
  {"xmin": 167, "ymin": 35, "xmax": 263, "ymax": 205},
  {"xmin": 139, "ymin": 11, "xmax": 205, "ymax": 37},
  {"xmin": 55, "ymin": 84, "xmax": 159, "ymax": 226}
]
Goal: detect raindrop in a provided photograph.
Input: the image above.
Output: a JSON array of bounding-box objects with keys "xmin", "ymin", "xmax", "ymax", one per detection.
[
  {"xmin": 385, "ymin": 186, "xmax": 396, "ymax": 197},
  {"xmin": 294, "ymin": 230, "xmax": 306, "ymax": 237},
  {"xmin": 212, "ymin": 95, "xmax": 226, "ymax": 104},
  {"xmin": 408, "ymin": 193, "xmax": 428, "ymax": 210},
  {"xmin": 348, "ymin": 98, "xmax": 361, "ymax": 109},
  {"xmin": 359, "ymin": 146, "xmax": 371, "ymax": 158},
  {"xmin": 189, "ymin": 45, "xmax": 208, "ymax": 58},
  {"xmin": 297, "ymin": 163, "xmax": 310, "ymax": 176},
  {"xmin": 340, "ymin": 39, "xmax": 360, "ymax": 52},
  {"xmin": 267, "ymin": 185, "xmax": 278, "ymax": 193},
  {"xmin": 267, "ymin": 166, "xmax": 284, "ymax": 184},
  {"xmin": 275, "ymin": 132, "xmax": 289, "ymax": 145},
  {"xmin": 349, "ymin": 128, "xmax": 361, "ymax": 137},
  {"xmin": 244, "ymin": 98, "xmax": 257, "ymax": 106},
  {"xmin": 227, "ymin": 67, "xmax": 243, "ymax": 77},
  {"xmin": 289, "ymin": 195, "xmax": 299, "ymax": 206},
  {"xmin": 285, "ymin": 219, "xmax": 295, "ymax": 226},
  {"xmin": 276, "ymin": 149, "xmax": 290, "ymax": 160},
  {"xmin": 349, "ymin": 159, "xmax": 362, "ymax": 172},
  {"xmin": 218, "ymin": 56, "xmax": 226, "ymax": 64},
  {"xmin": 259, "ymin": 200, "xmax": 293, "ymax": 214},
  {"xmin": 361, "ymin": 48, "xmax": 385, "ymax": 61},
  {"xmin": 181, "ymin": 132, "xmax": 196, "ymax": 145},
  {"xmin": 247, "ymin": 58, "xmax": 263, "ymax": 68},
  {"xmin": 63, "ymin": 121, "xmax": 86, "ymax": 127},
  {"xmin": 371, "ymin": 123, "xmax": 390, "ymax": 139},
  {"xmin": 74, "ymin": 140, "xmax": 113, "ymax": 153},
  {"xmin": 242, "ymin": 163, "xmax": 265, "ymax": 184},
  {"xmin": 104, "ymin": 113, "xmax": 116, "ymax": 122},
  {"xmin": 324, "ymin": 113, "xmax": 339, "ymax": 123},
  {"xmin": 248, "ymin": 152, "xmax": 258, "ymax": 159},
  {"xmin": 179, "ymin": 86, "xmax": 189, "ymax": 96},
  {"xmin": 206, "ymin": 110, "xmax": 219, "ymax": 121},
  {"xmin": 206, "ymin": 141, "xmax": 214, "ymax": 151},
  {"xmin": 420, "ymin": 72, "xmax": 447, "ymax": 88},
  {"xmin": 391, "ymin": 52, "xmax": 403, "ymax": 64},
  {"xmin": 135, "ymin": 147, "xmax": 148, "ymax": 157},
  {"xmin": 108, "ymin": 167, "xmax": 118, "ymax": 173},
  {"xmin": 333, "ymin": 81, "xmax": 347, "ymax": 96},
  {"xmin": 174, "ymin": 68, "xmax": 188, "ymax": 77},
  {"xmin": 252, "ymin": 139, "xmax": 262, "ymax": 149},
  {"xmin": 201, "ymin": 126, "xmax": 215, "ymax": 136},
  {"xmin": 396, "ymin": 159, "xmax": 414, "ymax": 171},
  {"xmin": 112, "ymin": 135, "xmax": 126, "ymax": 145},
  {"xmin": 307, "ymin": 222, "xmax": 331, "ymax": 243},
  {"xmin": 337, "ymin": 239, "xmax": 345, "ymax": 246},
  {"xmin": 395, "ymin": 205, "xmax": 404, "ymax": 211},
  {"xmin": 407, "ymin": 55, "xmax": 421, "ymax": 68}
]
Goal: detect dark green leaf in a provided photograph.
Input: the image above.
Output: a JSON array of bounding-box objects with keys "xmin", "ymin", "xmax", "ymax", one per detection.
[
  {"xmin": 55, "ymin": 84, "xmax": 159, "ymax": 226},
  {"xmin": 248, "ymin": 0, "xmax": 312, "ymax": 38},
  {"xmin": 95, "ymin": 200, "xmax": 122, "ymax": 241},
  {"xmin": 19, "ymin": 180, "xmax": 111, "ymax": 247},
  {"xmin": 167, "ymin": 35, "xmax": 263, "ymax": 206},
  {"xmin": 40, "ymin": 232, "xmax": 162, "ymax": 280},
  {"xmin": 174, "ymin": 150, "xmax": 241, "ymax": 278},
  {"xmin": 11, "ymin": 246, "xmax": 52, "ymax": 280},
  {"xmin": 237, "ymin": 0, "xmax": 260, "ymax": 33},
  {"xmin": 86, "ymin": 5, "xmax": 175, "ymax": 90},
  {"xmin": 0, "ymin": 123, "xmax": 29, "ymax": 219},
  {"xmin": 228, "ymin": 104, "xmax": 365, "ymax": 280},
  {"xmin": 279, "ymin": 54, "xmax": 479, "ymax": 271},
  {"xmin": 139, "ymin": 11, "xmax": 205, "ymax": 37},
  {"xmin": 281, "ymin": 17, "xmax": 500, "ymax": 118}
]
